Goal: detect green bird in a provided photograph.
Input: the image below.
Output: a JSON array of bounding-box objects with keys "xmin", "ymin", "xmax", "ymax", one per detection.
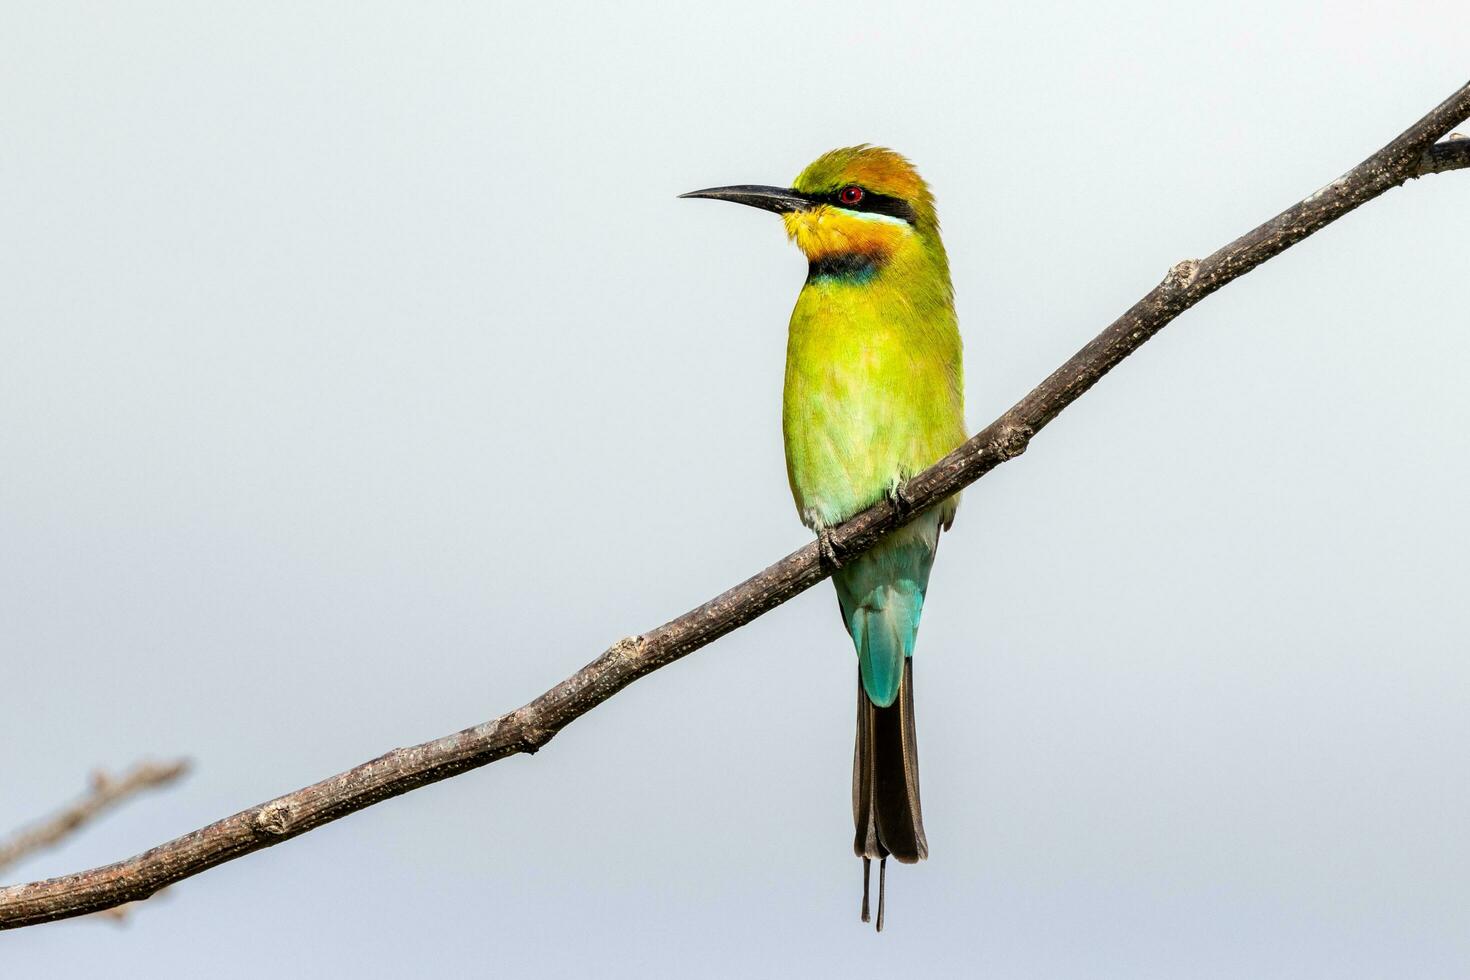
[{"xmin": 683, "ymin": 146, "xmax": 966, "ymax": 930}]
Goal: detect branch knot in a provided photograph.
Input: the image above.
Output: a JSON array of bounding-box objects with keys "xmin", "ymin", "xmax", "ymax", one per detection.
[
  {"xmin": 991, "ymin": 424, "xmax": 1034, "ymax": 461},
  {"xmin": 512, "ymin": 708, "xmax": 554, "ymax": 754},
  {"xmin": 254, "ymin": 802, "xmax": 293, "ymax": 836},
  {"xmin": 1163, "ymin": 259, "xmax": 1201, "ymax": 290},
  {"xmin": 609, "ymin": 635, "xmax": 645, "ymax": 666}
]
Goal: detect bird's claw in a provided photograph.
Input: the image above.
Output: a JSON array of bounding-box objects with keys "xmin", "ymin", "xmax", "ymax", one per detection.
[
  {"xmin": 886, "ymin": 480, "xmax": 916, "ymax": 518},
  {"xmin": 817, "ymin": 527, "xmax": 843, "ymax": 572}
]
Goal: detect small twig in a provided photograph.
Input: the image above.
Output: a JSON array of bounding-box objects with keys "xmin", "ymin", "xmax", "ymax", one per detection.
[
  {"xmin": 0, "ymin": 761, "xmax": 190, "ymax": 875},
  {"xmin": 1, "ymin": 81, "xmax": 1467, "ymax": 931},
  {"xmin": 1417, "ymin": 130, "xmax": 1470, "ymax": 175}
]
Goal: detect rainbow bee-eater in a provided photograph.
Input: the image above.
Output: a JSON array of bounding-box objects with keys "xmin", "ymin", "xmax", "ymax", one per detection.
[{"xmin": 683, "ymin": 146, "xmax": 965, "ymax": 930}]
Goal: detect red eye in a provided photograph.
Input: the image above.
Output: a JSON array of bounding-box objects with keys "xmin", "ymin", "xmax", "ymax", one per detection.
[{"xmin": 838, "ymin": 185, "xmax": 864, "ymax": 205}]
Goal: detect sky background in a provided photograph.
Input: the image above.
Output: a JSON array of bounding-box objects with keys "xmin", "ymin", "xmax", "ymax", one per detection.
[{"xmin": 3, "ymin": 2, "xmax": 1468, "ymax": 976}]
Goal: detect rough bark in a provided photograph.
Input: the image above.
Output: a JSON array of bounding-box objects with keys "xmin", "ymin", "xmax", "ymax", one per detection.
[{"xmin": 2, "ymin": 84, "xmax": 1467, "ymax": 931}]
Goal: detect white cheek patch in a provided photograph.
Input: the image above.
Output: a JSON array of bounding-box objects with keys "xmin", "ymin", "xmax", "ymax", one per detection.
[{"xmin": 835, "ymin": 208, "xmax": 913, "ymax": 229}]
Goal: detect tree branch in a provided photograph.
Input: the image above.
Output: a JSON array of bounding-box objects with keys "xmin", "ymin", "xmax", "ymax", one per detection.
[
  {"xmin": 3, "ymin": 82, "xmax": 1467, "ymax": 931},
  {"xmin": 0, "ymin": 761, "xmax": 190, "ymax": 876}
]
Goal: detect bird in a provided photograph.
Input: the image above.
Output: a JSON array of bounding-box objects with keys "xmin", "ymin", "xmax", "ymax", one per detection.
[{"xmin": 682, "ymin": 146, "xmax": 966, "ymax": 930}]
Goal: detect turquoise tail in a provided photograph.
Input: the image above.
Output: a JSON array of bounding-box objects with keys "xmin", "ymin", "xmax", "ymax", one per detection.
[{"xmin": 834, "ymin": 527, "xmax": 936, "ymax": 708}]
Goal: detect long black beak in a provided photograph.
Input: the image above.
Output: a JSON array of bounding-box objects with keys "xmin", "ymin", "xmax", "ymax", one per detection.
[{"xmin": 678, "ymin": 184, "xmax": 813, "ymax": 214}]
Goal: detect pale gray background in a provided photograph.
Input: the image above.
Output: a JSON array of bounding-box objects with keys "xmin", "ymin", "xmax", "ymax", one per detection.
[{"xmin": 3, "ymin": 2, "xmax": 1468, "ymax": 977}]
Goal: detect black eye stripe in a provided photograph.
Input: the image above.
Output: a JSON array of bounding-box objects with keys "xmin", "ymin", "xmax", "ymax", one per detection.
[{"xmin": 809, "ymin": 187, "xmax": 917, "ymax": 225}]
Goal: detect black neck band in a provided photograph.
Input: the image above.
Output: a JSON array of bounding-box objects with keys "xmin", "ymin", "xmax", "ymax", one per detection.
[{"xmin": 809, "ymin": 252, "xmax": 880, "ymax": 281}]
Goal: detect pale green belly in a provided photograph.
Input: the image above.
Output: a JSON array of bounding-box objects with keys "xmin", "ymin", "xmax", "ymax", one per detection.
[{"xmin": 782, "ymin": 290, "xmax": 965, "ymax": 529}]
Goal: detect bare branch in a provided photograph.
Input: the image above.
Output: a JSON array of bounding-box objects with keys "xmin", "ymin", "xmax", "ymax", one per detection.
[
  {"xmin": 0, "ymin": 761, "xmax": 190, "ymax": 875},
  {"xmin": 2, "ymin": 82, "xmax": 1467, "ymax": 931}
]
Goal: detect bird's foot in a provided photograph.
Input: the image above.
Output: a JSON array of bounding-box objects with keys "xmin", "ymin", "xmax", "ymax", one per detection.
[
  {"xmin": 817, "ymin": 526, "xmax": 844, "ymax": 572},
  {"xmin": 886, "ymin": 479, "xmax": 916, "ymax": 519}
]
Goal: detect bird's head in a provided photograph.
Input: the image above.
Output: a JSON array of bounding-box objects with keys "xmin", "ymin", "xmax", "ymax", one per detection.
[{"xmin": 682, "ymin": 145, "xmax": 943, "ymax": 279}]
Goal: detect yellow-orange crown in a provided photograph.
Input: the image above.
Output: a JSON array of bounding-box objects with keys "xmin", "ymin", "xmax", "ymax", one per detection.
[{"xmin": 792, "ymin": 145, "xmax": 938, "ymax": 230}]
